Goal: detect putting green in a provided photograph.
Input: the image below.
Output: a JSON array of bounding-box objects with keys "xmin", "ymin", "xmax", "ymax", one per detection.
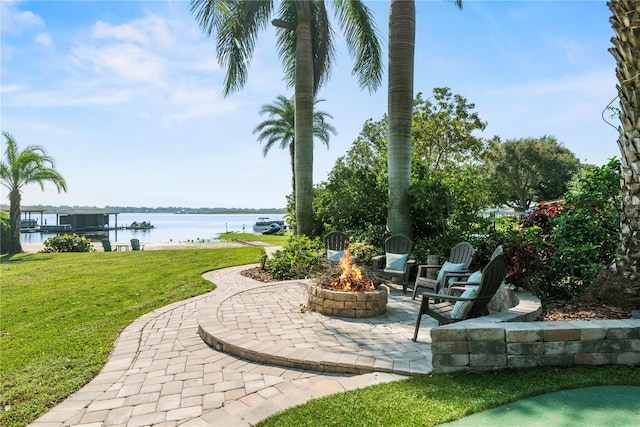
[{"xmin": 440, "ymin": 386, "xmax": 640, "ymax": 426}]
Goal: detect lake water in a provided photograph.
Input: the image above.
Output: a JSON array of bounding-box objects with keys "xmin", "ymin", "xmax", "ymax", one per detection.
[{"xmin": 19, "ymin": 213, "xmax": 286, "ymax": 244}]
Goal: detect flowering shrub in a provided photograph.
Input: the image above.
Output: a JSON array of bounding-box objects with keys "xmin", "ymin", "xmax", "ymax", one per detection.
[{"xmin": 42, "ymin": 234, "xmax": 95, "ymax": 252}]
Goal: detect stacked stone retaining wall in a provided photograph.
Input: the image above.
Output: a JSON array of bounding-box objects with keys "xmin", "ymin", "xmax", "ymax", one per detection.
[{"xmin": 430, "ymin": 289, "xmax": 640, "ymax": 373}]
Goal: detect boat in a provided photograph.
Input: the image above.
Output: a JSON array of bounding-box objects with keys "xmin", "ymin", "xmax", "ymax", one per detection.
[{"xmin": 252, "ymin": 217, "xmax": 285, "ymax": 233}]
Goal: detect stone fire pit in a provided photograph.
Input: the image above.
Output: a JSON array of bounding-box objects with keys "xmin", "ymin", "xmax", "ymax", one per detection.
[{"xmin": 306, "ymin": 282, "xmax": 388, "ymax": 318}]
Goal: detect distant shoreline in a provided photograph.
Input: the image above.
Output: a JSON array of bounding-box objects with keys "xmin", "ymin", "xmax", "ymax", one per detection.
[{"xmin": 21, "ymin": 240, "xmax": 244, "ymax": 253}]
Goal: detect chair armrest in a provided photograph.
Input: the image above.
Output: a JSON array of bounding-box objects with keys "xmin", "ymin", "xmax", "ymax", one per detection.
[
  {"xmin": 421, "ymin": 291, "xmax": 492, "ymax": 303},
  {"xmin": 371, "ymin": 255, "xmax": 386, "ymax": 272},
  {"xmin": 416, "ymin": 263, "xmax": 441, "ymax": 278}
]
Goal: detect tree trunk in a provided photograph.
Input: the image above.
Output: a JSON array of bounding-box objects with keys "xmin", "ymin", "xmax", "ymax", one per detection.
[
  {"xmin": 294, "ymin": 1, "xmax": 315, "ymax": 236},
  {"xmin": 9, "ymin": 189, "xmax": 23, "ymax": 254},
  {"xmin": 386, "ymin": 0, "xmax": 415, "ymax": 238},
  {"xmin": 586, "ymin": 0, "xmax": 640, "ymax": 308}
]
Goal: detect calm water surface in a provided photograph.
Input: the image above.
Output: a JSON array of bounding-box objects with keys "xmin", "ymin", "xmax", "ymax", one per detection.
[{"xmin": 20, "ymin": 213, "xmax": 286, "ymax": 244}]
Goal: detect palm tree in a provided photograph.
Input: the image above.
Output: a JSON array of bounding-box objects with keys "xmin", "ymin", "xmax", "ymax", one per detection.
[
  {"xmin": 253, "ymin": 95, "xmax": 336, "ymax": 194},
  {"xmin": 386, "ymin": 0, "xmax": 461, "ymax": 238},
  {"xmin": 190, "ymin": 0, "xmax": 381, "ymax": 236},
  {"xmin": 587, "ymin": 0, "xmax": 640, "ymax": 308},
  {"xmin": 0, "ymin": 132, "xmax": 67, "ymax": 254}
]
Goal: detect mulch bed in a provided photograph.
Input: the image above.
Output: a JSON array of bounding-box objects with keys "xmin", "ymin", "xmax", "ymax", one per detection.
[{"xmin": 240, "ymin": 267, "xmax": 634, "ymax": 321}]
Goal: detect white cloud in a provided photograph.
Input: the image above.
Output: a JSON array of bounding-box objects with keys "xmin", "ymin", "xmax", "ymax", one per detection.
[
  {"xmin": 35, "ymin": 32, "xmax": 53, "ymax": 48},
  {"xmin": 91, "ymin": 16, "xmax": 174, "ymax": 48},
  {"xmin": 0, "ymin": 0, "xmax": 44, "ymax": 35}
]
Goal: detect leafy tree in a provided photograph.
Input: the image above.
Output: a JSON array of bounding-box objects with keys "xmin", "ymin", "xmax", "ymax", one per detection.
[
  {"xmin": 253, "ymin": 95, "xmax": 336, "ymax": 194},
  {"xmin": 482, "ymin": 135, "xmax": 580, "ymax": 211},
  {"xmin": 0, "ymin": 210, "xmax": 10, "ymax": 254},
  {"xmin": 0, "ymin": 132, "xmax": 67, "ymax": 254},
  {"xmin": 314, "ymin": 118, "xmax": 388, "ymax": 245},
  {"xmin": 190, "ymin": 0, "xmax": 382, "ymax": 236},
  {"xmin": 412, "ymin": 88, "xmax": 486, "ymax": 171},
  {"xmin": 549, "ymin": 158, "xmax": 621, "ymax": 292}
]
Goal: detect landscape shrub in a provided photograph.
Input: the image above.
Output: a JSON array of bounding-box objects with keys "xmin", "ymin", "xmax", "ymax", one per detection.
[
  {"xmin": 42, "ymin": 233, "xmax": 95, "ymax": 253},
  {"xmin": 0, "ymin": 210, "xmax": 9, "ymax": 254},
  {"xmin": 265, "ymin": 235, "xmax": 323, "ymax": 280}
]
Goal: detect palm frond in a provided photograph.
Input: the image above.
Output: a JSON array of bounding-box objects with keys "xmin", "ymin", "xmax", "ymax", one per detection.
[{"xmin": 332, "ymin": 0, "xmax": 382, "ymax": 93}]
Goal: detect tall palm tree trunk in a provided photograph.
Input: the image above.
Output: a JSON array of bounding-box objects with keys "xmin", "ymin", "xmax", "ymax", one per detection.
[
  {"xmin": 9, "ymin": 189, "xmax": 23, "ymax": 254},
  {"xmin": 588, "ymin": 0, "xmax": 640, "ymax": 308},
  {"xmin": 386, "ymin": 0, "xmax": 415, "ymax": 238},
  {"xmin": 294, "ymin": 1, "xmax": 315, "ymax": 236}
]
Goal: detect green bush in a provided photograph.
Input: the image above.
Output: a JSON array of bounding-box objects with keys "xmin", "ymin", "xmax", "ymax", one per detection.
[
  {"xmin": 0, "ymin": 210, "xmax": 10, "ymax": 254},
  {"xmin": 265, "ymin": 235, "xmax": 323, "ymax": 280},
  {"xmin": 42, "ymin": 234, "xmax": 95, "ymax": 253},
  {"xmin": 348, "ymin": 241, "xmax": 378, "ymax": 266}
]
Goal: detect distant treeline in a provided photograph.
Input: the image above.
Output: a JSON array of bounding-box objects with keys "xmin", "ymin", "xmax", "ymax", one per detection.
[{"xmin": 36, "ymin": 205, "xmax": 286, "ymax": 214}]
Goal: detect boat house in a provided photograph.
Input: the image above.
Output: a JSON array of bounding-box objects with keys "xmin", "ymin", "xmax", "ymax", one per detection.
[{"xmin": 57, "ymin": 208, "xmax": 119, "ymax": 232}]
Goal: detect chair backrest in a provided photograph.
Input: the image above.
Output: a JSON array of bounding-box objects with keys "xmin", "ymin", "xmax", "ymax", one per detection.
[
  {"xmin": 490, "ymin": 245, "xmax": 504, "ymax": 260},
  {"xmin": 449, "ymin": 242, "xmax": 475, "ymax": 269},
  {"xmin": 323, "ymin": 231, "xmax": 349, "ymax": 251},
  {"xmin": 385, "ymin": 234, "xmax": 413, "ymax": 255},
  {"xmin": 101, "ymin": 239, "xmax": 112, "ymax": 252},
  {"xmin": 466, "ymin": 254, "xmax": 507, "ymax": 319},
  {"xmin": 130, "ymin": 238, "xmax": 141, "ymax": 251}
]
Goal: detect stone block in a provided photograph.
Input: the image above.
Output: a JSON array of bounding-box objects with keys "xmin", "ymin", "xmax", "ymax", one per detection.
[
  {"xmin": 470, "ymin": 353, "xmax": 507, "ymax": 367},
  {"xmin": 504, "ymin": 324, "xmax": 544, "ymax": 343},
  {"xmin": 565, "ymin": 321, "xmax": 606, "ymax": 341},
  {"xmin": 538, "ymin": 354, "xmax": 575, "ymax": 367},
  {"xmin": 508, "ymin": 355, "xmax": 538, "ymax": 368},
  {"xmin": 542, "ymin": 323, "xmax": 581, "ymax": 341},
  {"xmin": 575, "ymin": 353, "xmax": 611, "ymax": 365},
  {"xmin": 323, "ymin": 299, "xmax": 344, "ymax": 309},
  {"xmin": 612, "ymin": 352, "xmax": 640, "ymax": 365},
  {"xmin": 431, "ymin": 341, "xmax": 468, "ymax": 354},
  {"xmin": 468, "ymin": 340, "xmax": 506, "ymax": 354},
  {"xmin": 333, "ymin": 308, "xmax": 355, "ymax": 317},
  {"xmin": 544, "ymin": 341, "xmax": 567, "ymax": 354},
  {"xmin": 431, "ymin": 327, "xmax": 467, "ymax": 342},
  {"xmin": 507, "ymin": 342, "xmax": 544, "ymax": 355},
  {"xmin": 344, "ymin": 301, "xmax": 367, "ymax": 310},
  {"xmin": 333, "ymin": 291, "xmax": 357, "ymax": 302},
  {"xmin": 467, "ymin": 326, "xmax": 505, "ymax": 341},
  {"xmin": 432, "ymin": 353, "xmax": 469, "ymax": 367}
]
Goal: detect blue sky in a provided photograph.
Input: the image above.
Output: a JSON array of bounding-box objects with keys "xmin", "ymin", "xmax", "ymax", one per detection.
[{"xmin": 1, "ymin": 0, "xmax": 618, "ymax": 209}]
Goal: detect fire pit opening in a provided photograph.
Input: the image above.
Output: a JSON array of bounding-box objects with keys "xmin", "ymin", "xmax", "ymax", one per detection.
[{"xmin": 306, "ymin": 247, "xmax": 388, "ymax": 318}]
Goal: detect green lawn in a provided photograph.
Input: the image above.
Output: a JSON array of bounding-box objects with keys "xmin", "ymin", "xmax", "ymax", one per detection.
[
  {"xmin": 0, "ymin": 246, "xmax": 263, "ymax": 427},
  {"xmin": 218, "ymin": 231, "xmax": 291, "ymax": 246}
]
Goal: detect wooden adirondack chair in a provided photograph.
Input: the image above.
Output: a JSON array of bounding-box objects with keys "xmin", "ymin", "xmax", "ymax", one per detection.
[
  {"xmin": 412, "ymin": 241, "xmax": 475, "ymax": 299},
  {"xmin": 130, "ymin": 238, "xmax": 144, "ymax": 251},
  {"xmin": 371, "ymin": 234, "xmax": 416, "ymax": 293},
  {"xmin": 322, "ymin": 231, "xmax": 350, "ymax": 261},
  {"xmin": 412, "ymin": 254, "xmax": 507, "ymax": 341},
  {"xmin": 101, "ymin": 239, "xmax": 114, "ymax": 252}
]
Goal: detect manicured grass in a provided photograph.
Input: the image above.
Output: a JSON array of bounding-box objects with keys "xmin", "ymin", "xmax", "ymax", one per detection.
[
  {"xmin": 0, "ymin": 247, "xmax": 263, "ymax": 427},
  {"xmin": 257, "ymin": 365, "xmax": 640, "ymax": 427},
  {"xmin": 218, "ymin": 232, "xmax": 290, "ymax": 246}
]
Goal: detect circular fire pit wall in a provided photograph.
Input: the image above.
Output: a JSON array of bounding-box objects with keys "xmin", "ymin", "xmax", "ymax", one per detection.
[{"xmin": 306, "ymin": 283, "xmax": 388, "ymax": 318}]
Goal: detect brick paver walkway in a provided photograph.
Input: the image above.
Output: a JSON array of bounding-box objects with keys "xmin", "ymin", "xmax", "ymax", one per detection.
[{"xmin": 29, "ymin": 264, "xmax": 433, "ymax": 427}]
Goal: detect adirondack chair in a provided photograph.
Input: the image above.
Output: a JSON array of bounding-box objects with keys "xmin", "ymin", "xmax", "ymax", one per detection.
[
  {"xmin": 412, "ymin": 254, "xmax": 507, "ymax": 341},
  {"xmin": 322, "ymin": 231, "xmax": 350, "ymax": 261},
  {"xmin": 412, "ymin": 242, "xmax": 475, "ymax": 299},
  {"xmin": 130, "ymin": 238, "xmax": 144, "ymax": 251},
  {"xmin": 101, "ymin": 239, "xmax": 114, "ymax": 252},
  {"xmin": 371, "ymin": 234, "xmax": 416, "ymax": 293},
  {"xmin": 447, "ymin": 245, "xmax": 505, "ymax": 292}
]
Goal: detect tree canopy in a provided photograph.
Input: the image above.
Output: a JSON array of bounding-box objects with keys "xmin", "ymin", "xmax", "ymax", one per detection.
[{"xmin": 482, "ymin": 135, "xmax": 581, "ymax": 211}]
